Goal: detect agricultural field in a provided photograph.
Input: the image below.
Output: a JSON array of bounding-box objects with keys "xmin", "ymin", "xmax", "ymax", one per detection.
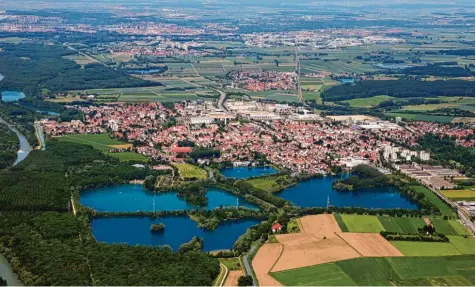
[
  {"xmin": 447, "ymin": 236, "xmax": 475, "ymax": 255},
  {"xmin": 271, "ymin": 255, "xmax": 475, "ymax": 286},
  {"xmin": 338, "ymin": 214, "xmax": 385, "ymax": 233},
  {"xmin": 401, "ymin": 103, "xmax": 475, "ymax": 112},
  {"xmin": 271, "ymin": 262, "xmax": 357, "ymax": 286},
  {"xmin": 441, "ymin": 189, "xmax": 475, "ymax": 201},
  {"xmin": 335, "ymin": 214, "xmax": 470, "ymax": 236},
  {"xmin": 63, "ymin": 54, "xmax": 98, "ymax": 66},
  {"xmin": 107, "ymin": 151, "xmax": 149, "ymax": 162},
  {"xmin": 341, "ymin": 95, "xmax": 396, "ymax": 108},
  {"xmin": 377, "ymin": 216, "xmax": 426, "ymax": 234},
  {"xmin": 385, "ymin": 112, "xmax": 456, "ymax": 123},
  {"xmin": 0, "ymin": 36, "xmax": 27, "ymax": 44},
  {"xmin": 300, "ymin": 59, "xmax": 377, "ymax": 74},
  {"xmin": 174, "ymin": 163, "xmax": 207, "ymax": 180},
  {"xmin": 55, "ymin": 134, "xmax": 149, "ymax": 162},
  {"xmin": 390, "ymin": 241, "xmax": 462, "ymax": 256},
  {"xmin": 56, "ymin": 134, "xmax": 130, "ymax": 151},
  {"xmin": 430, "ymin": 219, "xmax": 467, "ymax": 236},
  {"xmin": 69, "ymin": 84, "xmax": 216, "ymax": 102},
  {"xmin": 410, "ymin": 186, "xmax": 455, "ymax": 217}
]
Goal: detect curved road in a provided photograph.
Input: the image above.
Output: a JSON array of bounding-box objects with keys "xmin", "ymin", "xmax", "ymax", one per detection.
[{"xmin": 242, "ymin": 244, "xmax": 258, "ymax": 286}]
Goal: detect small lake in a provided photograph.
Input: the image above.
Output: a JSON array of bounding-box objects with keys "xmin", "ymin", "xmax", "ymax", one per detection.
[
  {"xmin": 220, "ymin": 166, "xmax": 277, "ymax": 179},
  {"xmin": 80, "ymin": 184, "xmax": 258, "ymax": 212},
  {"xmin": 376, "ymin": 63, "xmax": 410, "ymax": 69},
  {"xmin": 339, "ymin": 78, "xmax": 355, "ymax": 84},
  {"xmin": 1, "ymin": 91, "xmax": 25, "ymax": 102},
  {"xmin": 91, "ymin": 217, "xmax": 260, "ymax": 251},
  {"xmin": 127, "ymin": 68, "xmax": 166, "ymax": 75},
  {"xmin": 277, "ymin": 176, "xmax": 418, "ymax": 209}
]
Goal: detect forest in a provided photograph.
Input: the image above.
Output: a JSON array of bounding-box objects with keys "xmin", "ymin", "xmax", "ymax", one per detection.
[
  {"xmin": 321, "ymin": 80, "xmax": 475, "ymax": 101},
  {"xmin": 418, "ymin": 134, "xmax": 475, "ymax": 177},
  {"xmin": 0, "ymin": 43, "xmax": 160, "ymax": 98},
  {"xmin": 0, "ymin": 123, "xmax": 19, "ymax": 170},
  {"xmin": 0, "ymin": 140, "xmax": 220, "ymax": 286},
  {"xmin": 399, "ymin": 64, "xmax": 474, "ymax": 77},
  {"xmin": 332, "ymin": 164, "xmax": 389, "ymax": 191}
]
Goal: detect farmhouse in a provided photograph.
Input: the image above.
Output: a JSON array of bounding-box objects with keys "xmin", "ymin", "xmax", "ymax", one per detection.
[{"xmin": 272, "ymin": 223, "xmax": 282, "ymax": 233}]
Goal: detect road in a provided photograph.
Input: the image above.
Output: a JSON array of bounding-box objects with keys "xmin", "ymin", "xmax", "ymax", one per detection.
[
  {"xmin": 35, "ymin": 122, "xmax": 46, "ymax": 151},
  {"xmin": 216, "ymin": 89, "xmax": 227, "ymax": 111},
  {"xmin": 180, "ymin": 78, "xmax": 227, "ymax": 111},
  {"xmin": 295, "ymin": 46, "xmax": 303, "ymax": 102},
  {"xmin": 66, "ymin": 45, "xmax": 108, "ymax": 67},
  {"xmin": 242, "ymin": 244, "xmax": 258, "ymax": 286}
]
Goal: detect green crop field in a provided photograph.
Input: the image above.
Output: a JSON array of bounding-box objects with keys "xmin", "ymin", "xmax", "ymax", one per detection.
[
  {"xmin": 410, "ymin": 186, "xmax": 455, "ymax": 216},
  {"xmin": 441, "ymin": 189, "xmax": 475, "ymax": 201},
  {"xmin": 342, "ymin": 95, "xmax": 396, "ymax": 108},
  {"xmin": 56, "ymin": 134, "xmax": 149, "ymax": 162},
  {"xmin": 385, "ymin": 112, "xmax": 455, "ymax": 123},
  {"xmin": 108, "ymin": 151, "xmax": 149, "ymax": 162},
  {"xmin": 449, "ymin": 220, "xmax": 472, "ymax": 236},
  {"xmin": 271, "ymin": 262, "xmax": 357, "ymax": 286},
  {"xmin": 174, "ymin": 163, "xmax": 207, "ymax": 180},
  {"xmin": 56, "ymin": 134, "xmax": 126, "ymax": 151},
  {"xmin": 339, "ymin": 214, "xmax": 385, "ymax": 233},
  {"xmin": 430, "ymin": 219, "xmax": 461, "ymax": 235},
  {"xmin": 448, "ymin": 236, "xmax": 475, "ymax": 255},
  {"xmin": 271, "ymin": 255, "xmax": 475, "ymax": 286},
  {"xmin": 334, "ymin": 214, "xmax": 349, "ymax": 232},
  {"xmin": 391, "ymin": 241, "xmax": 461, "ymax": 256},
  {"xmin": 401, "ymin": 103, "xmax": 475, "ymax": 112},
  {"xmin": 377, "ymin": 216, "xmax": 426, "ymax": 234}
]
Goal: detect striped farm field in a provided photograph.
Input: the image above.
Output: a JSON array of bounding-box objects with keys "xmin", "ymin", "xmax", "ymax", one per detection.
[
  {"xmin": 271, "ymin": 255, "xmax": 475, "ymax": 286},
  {"xmin": 410, "ymin": 186, "xmax": 455, "ymax": 217},
  {"xmin": 57, "ymin": 134, "xmax": 127, "ymax": 151},
  {"xmin": 430, "ymin": 219, "xmax": 462, "ymax": 236},
  {"xmin": 386, "ymin": 112, "xmax": 456, "ymax": 123},
  {"xmin": 390, "ymin": 241, "xmax": 461, "ymax": 256},
  {"xmin": 448, "ymin": 236, "xmax": 475, "ymax": 254},
  {"xmin": 377, "ymin": 216, "xmax": 426, "ymax": 234},
  {"xmin": 339, "ymin": 214, "xmax": 385, "ymax": 233}
]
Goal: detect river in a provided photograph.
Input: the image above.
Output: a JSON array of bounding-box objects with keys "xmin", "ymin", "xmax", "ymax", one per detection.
[
  {"xmin": 0, "ymin": 114, "xmax": 30, "ymax": 285},
  {"xmin": 0, "ymin": 117, "xmax": 32, "ymax": 166}
]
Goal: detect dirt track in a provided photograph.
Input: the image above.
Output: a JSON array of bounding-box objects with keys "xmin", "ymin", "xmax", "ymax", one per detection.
[{"xmin": 251, "ymin": 243, "xmax": 283, "ymax": 286}]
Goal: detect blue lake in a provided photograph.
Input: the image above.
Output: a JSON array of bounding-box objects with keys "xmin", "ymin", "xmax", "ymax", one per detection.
[
  {"xmin": 277, "ymin": 176, "xmax": 418, "ymax": 209},
  {"xmin": 220, "ymin": 166, "xmax": 277, "ymax": 179},
  {"xmin": 80, "ymin": 184, "xmax": 258, "ymax": 212},
  {"xmin": 339, "ymin": 78, "xmax": 355, "ymax": 84},
  {"xmin": 376, "ymin": 63, "xmax": 410, "ymax": 69},
  {"xmin": 91, "ymin": 216, "xmax": 260, "ymax": 251},
  {"xmin": 1, "ymin": 91, "xmax": 25, "ymax": 102}
]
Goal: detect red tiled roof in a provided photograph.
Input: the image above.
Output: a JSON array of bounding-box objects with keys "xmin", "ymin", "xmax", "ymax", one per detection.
[{"xmin": 171, "ymin": 146, "xmax": 192, "ymax": 153}]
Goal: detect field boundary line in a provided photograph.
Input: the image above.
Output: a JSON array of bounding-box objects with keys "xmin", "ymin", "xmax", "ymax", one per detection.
[
  {"xmin": 334, "ymin": 232, "xmax": 364, "ymax": 256},
  {"xmin": 269, "ymin": 243, "xmax": 284, "ymax": 273}
]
